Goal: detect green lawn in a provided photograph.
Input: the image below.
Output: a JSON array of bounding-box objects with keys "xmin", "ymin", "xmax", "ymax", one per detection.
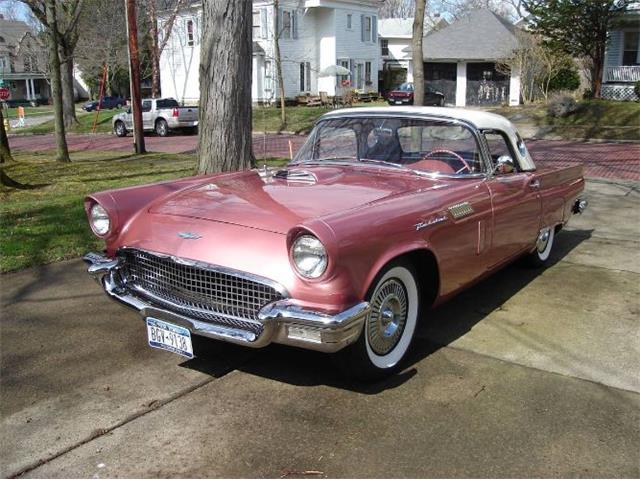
[
  {"xmin": 3, "ymin": 106, "xmax": 56, "ymax": 118},
  {"xmin": 254, "ymin": 100, "xmax": 387, "ymax": 133},
  {"xmin": 16, "ymin": 109, "xmax": 120, "ymax": 135},
  {"xmin": 0, "ymin": 151, "xmax": 288, "ymax": 273},
  {"xmin": 488, "ymin": 100, "xmax": 640, "ymax": 141}
]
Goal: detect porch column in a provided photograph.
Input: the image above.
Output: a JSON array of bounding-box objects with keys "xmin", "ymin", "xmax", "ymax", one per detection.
[
  {"xmin": 30, "ymin": 78, "xmax": 36, "ymax": 100},
  {"xmin": 25, "ymin": 79, "xmax": 31, "ymax": 100},
  {"xmin": 509, "ymin": 65, "xmax": 520, "ymax": 106},
  {"xmin": 455, "ymin": 62, "xmax": 466, "ymax": 107}
]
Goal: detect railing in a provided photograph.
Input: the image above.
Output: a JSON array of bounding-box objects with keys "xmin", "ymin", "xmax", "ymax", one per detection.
[{"xmin": 604, "ymin": 66, "xmax": 640, "ymax": 83}]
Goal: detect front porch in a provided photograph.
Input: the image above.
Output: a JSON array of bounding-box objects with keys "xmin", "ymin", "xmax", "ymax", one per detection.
[{"xmin": 0, "ymin": 73, "xmax": 50, "ymax": 105}]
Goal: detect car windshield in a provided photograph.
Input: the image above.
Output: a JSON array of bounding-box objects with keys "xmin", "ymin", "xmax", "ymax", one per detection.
[
  {"xmin": 292, "ymin": 116, "xmax": 484, "ymax": 176},
  {"xmin": 396, "ymin": 83, "xmax": 414, "ymax": 92}
]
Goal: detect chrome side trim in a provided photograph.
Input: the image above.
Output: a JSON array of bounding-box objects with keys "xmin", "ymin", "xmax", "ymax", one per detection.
[{"xmin": 448, "ymin": 201, "xmax": 475, "ymax": 219}]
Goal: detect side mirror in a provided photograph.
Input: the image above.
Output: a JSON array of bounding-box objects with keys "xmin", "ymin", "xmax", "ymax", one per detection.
[{"xmin": 494, "ymin": 155, "xmax": 515, "ymax": 174}]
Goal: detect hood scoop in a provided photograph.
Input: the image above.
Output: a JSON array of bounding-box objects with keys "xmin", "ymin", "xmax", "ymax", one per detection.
[{"xmin": 272, "ymin": 169, "xmax": 317, "ymax": 184}]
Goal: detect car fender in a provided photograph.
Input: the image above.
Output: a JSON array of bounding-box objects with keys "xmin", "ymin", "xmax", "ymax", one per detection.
[{"xmin": 360, "ymin": 240, "xmax": 441, "ymax": 300}]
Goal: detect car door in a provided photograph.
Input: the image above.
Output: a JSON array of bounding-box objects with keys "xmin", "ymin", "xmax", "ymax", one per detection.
[
  {"xmin": 141, "ymin": 100, "xmax": 153, "ymax": 130},
  {"xmin": 484, "ymin": 130, "xmax": 541, "ymax": 267}
]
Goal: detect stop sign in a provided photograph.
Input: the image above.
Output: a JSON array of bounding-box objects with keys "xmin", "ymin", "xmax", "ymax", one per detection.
[{"xmin": 0, "ymin": 87, "xmax": 10, "ymax": 101}]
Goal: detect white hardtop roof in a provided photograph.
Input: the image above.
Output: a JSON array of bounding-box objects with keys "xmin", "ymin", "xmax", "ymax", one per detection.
[
  {"xmin": 318, "ymin": 106, "xmax": 536, "ymax": 170},
  {"xmin": 320, "ymin": 106, "xmax": 518, "ymax": 132}
]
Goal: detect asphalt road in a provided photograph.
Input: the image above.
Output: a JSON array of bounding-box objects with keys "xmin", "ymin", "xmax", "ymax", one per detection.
[{"xmin": 1, "ymin": 180, "xmax": 639, "ymax": 478}]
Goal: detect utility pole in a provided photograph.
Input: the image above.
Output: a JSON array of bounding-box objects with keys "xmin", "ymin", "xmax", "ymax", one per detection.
[{"xmin": 125, "ymin": 0, "xmax": 146, "ymax": 154}]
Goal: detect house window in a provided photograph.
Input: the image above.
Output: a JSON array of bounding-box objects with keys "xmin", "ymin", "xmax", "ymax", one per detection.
[
  {"xmin": 623, "ymin": 31, "xmax": 639, "ymax": 66},
  {"xmin": 264, "ymin": 60, "xmax": 272, "ymax": 91},
  {"xmin": 0, "ymin": 56, "xmax": 7, "ymax": 70},
  {"xmin": 23, "ymin": 55, "xmax": 32, "ymax": 72},
  {"xmin": 186, "ymin": 19, "xmax": 194, "ymax": 46},
  {"xmin": 356, "ymin": 63, "xmax": 364, "ymax": 89},
  {"xmin": 338, "ymin": 58, "xmax": 350, "ymax": 87},
  {"xmin": 282, "ymin": 10, "xmax": 292, "ymax": 39},
  {"xmin": 299, "ymin": 62, "xmax": 311, "ymax": 92},
  {"xmin": 365, "ymin": 61, "xmax": 371, "ymax": 85},
  {"xmin": 381, "ymin": 39, "xmax": 389, "ymax": 56},
  {"xmin": 347, "ymin": 14, "xmax": 352, "ymax": 29},
  {"xmin": 364, "ymin": 16, "xmax": 372, "ymax": 42},
  {"xmin": 253, "ymin": 11, "xmax": 261, "ymax": 39}
]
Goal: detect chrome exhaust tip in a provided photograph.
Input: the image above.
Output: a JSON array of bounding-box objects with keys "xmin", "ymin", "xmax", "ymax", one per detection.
[{"xmin": 572, "ymin": 198, "xmax": 588, "ymax": 214}]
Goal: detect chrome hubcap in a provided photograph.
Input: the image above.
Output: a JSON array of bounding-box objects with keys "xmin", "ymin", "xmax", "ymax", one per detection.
[
  {"xmin": 367, "ymin": 278, "xmax": 407, "ymax": 355},
  {"xmin": 537, "ymin": 228, "xmax": 551, "ymax": 253}
]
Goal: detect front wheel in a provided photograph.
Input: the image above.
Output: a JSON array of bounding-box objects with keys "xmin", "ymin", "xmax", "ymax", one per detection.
[
  {"xmin": 114, "ymin": 121, "xmax": 127, "ymax": 137},
  {"xmin": 526, "ymin": 227, "xmax": 555, "ymax": 267},
  {"xmin": 155, "ymin": 118, "xmax": 169, "ymax": 137},
  {"xmin": 334, "ymin": 261, "xmax": 420, "ymax": 381}
]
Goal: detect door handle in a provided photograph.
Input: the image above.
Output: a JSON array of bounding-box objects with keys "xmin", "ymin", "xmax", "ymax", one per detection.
[{"xmin": 529, "ymin": 179, "xmax": 540, "ymax": 189}]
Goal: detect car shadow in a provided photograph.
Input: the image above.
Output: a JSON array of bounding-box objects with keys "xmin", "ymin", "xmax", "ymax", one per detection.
[{"xmin": 180, "ymin": 228, "xmax": 593, "ymax": 394}]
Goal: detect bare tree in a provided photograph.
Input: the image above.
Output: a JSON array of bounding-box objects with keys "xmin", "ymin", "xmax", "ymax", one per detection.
[
  {"xmin": 44, "ymin": 0, "xmax": 70, "ymax": 162},
  {"xmin": 438, "ymin": 0, "xmax": 526, "ymax": 22},
  {"xmin": 197, "ymin": 0, "xmax": 254, "ymax": 173},
  {"xmin": 272, "ymin": 0, "xmax": 286, "ymax": 128},
  {"xmin": 75, "ymin": 0, "xmax": 128, "ymax": 97},
  {"xmin": 145, "ymin": 0, "xmax": 187, "ymax": 98},
  {"xmin": 497, "ymin": 30, "xmax": 572, "ymax": 103},
  {"xmin": 0, "ymin": 110, "xmax": 13, "ymax": 163},
  {"xmin": 21, "ymin": 0, "xmax": 85, "ymax": 128},
  {"xmin": 380, "ymin": 0, "xmax": 415, "ymax": 19},
  {"xmin": 412, "ymin": 0, "xmax": 426, "ymax": 105}
]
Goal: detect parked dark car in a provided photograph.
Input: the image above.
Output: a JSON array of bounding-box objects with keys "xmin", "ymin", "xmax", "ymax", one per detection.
[
  {"xmin": 387, "ymin": 83, "xmax": 445, "ymax": 106},
  {"xmin": 83, "ymin": 96, "xmax": 125, "ymax": 112}
]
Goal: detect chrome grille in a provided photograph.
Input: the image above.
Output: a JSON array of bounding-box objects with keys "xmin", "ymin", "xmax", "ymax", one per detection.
[{"xmin": 118, "ymin": 249, "xmax": 285, "ymax": 336}]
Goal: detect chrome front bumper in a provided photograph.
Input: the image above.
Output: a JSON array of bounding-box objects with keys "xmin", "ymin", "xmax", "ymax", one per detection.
[{"xmin": 84, "ymin": 252, "xmax": 369, "ymax": 353}]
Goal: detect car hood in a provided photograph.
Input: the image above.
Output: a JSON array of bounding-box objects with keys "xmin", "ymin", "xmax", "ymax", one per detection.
[{"xmin": 149, "ymin": 166, "xmax": 439, "ymax": 234}]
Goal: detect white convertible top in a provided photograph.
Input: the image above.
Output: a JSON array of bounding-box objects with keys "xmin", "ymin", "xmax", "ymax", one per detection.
[{"xmin": 320, "ymin": 106, "xmax": 536, "ymax": 171}]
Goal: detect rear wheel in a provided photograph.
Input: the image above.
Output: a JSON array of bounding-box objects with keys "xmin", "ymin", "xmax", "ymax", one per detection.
[
  {"xmin": 334, "ymin": 261, "xmax": 420, "ymax": 381},
  {"xmin": 155, "ymin": 118, "xmax": 169, "ymax": 137},
  {"xmin": 114, "ymin": 121, "xmax": 127, "ymax": 137},
  {"xmin": 526, "ymin": 227, "xmax": 555, "ymax": 267}
]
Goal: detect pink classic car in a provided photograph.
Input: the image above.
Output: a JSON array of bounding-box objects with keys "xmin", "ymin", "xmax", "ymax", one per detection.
[{"xmin": 84, "ymin": 107, "xmax": 587, "ymax": 380}]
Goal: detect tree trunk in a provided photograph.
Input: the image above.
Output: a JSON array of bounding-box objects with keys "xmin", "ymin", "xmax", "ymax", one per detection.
[
  {"xmin": 148, "ymin": 0, "xmax": 161, "ymax": 98},
  {"xmin": 273, "ymin": 0, "xmax": 286, "ymax": 129},
  {"xmin": 412, "ymin": 0, "xmax": 426, "ymax": 106},
  {"xmin": 61, "ymin": 55, "xmax": 79, "ymax": 128},
  {"xmin": 197, "ymin": 0, "xmax": 254, "ymax": 174},
  {"xmin": 0, "ymin": 109, "xmax": 14, "ymax": 163},
  {"xmin": 592, "ymin": 50, "xmax": 604, "ymax": 99},
  {"xmin": 45, "ymin": 0, "xmax": 71, "ymax": 163}
]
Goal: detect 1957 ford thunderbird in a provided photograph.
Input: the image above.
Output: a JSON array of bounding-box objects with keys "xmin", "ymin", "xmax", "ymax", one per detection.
[{"xmin": 84, "ymin": 107, "xmax": 587, "ymax": 380}]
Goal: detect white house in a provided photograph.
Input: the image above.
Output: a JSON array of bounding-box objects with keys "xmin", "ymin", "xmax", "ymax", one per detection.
[
  {"xmin": 601, "ymin": 1, "xmax": 640, "ymax": 101},
  {"xmin": 159, "ymin": 0, "xmax": 381, "ymax": 105}
]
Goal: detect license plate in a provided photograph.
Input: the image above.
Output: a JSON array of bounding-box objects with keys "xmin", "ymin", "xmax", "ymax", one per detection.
[
  {"xmin": 395, "ymin": 101, "xmax": 403, "ymax": 104},
  {"xmin": 146, "ymin": 318, "xmax": 193, "ymax": 358}
]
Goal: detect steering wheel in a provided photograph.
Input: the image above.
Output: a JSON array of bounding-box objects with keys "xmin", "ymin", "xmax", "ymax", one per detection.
[{"xmin": 423, "ymin": 149, "xmax": 472, "ymax": 174}]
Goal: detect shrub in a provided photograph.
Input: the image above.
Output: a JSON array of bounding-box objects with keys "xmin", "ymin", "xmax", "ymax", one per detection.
[
  {"xmin": 549, "ymin": 67, "xmax": 581, "ymax": 92},
  {"xmin": 547, "ymin": 91, "xmax": 579, "ymax": 118},
  {"xmin": 582, "ymin": 89, "xmax": 594, "ymax": 100},
  {"xmin": 634, "ymin": 81, "xmax": 640, "ymax": 101}
]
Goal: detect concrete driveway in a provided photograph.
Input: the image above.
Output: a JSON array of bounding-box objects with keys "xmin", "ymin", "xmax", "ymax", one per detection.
[{"xmin": 1, "ymin": 180, "xmax": 639, "ymax": 478}]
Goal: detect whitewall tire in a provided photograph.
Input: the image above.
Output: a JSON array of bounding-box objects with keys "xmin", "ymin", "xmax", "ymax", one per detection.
[
  {"xmin": 527, "ymin": 226, "xmax": 555, "ymax": 267},
  {"xmin": 334, "ymin": 260, "xmax": 420, "ymax": 381}
]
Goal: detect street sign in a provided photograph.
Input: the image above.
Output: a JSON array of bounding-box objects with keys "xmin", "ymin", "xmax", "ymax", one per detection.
[{"xmin": 0, "ymin": 87, "xmax": 10, "ymax": 101}]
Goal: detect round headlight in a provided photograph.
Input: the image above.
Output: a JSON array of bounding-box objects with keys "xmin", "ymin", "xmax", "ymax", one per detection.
[
  {"xmin": 292, "ymin": 234, "xmax": 328, "ymax": 279},
  {"xmin": 90, "ymin": 203, "xmax": 111, "ymax": 236}
]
